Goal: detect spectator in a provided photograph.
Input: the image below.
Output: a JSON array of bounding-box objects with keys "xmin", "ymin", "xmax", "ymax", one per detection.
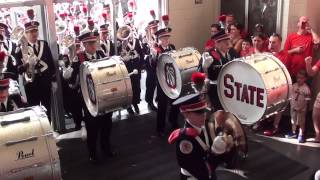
[
  {"xmin": 268, "ymin": 33, "xmax": 291, "ymax": 71},
  {"xmin": 263, "ymin": 33, "xmax": 292, "ymax": 136},
  {"xmin": 286, "ymin": 70, "xmax": 311, "ymax": 143},
  {"xmin": 251, "ymin": 32, "xmax": 267, "ymax": 53},
  {"xmin": 305, "ymin": 56, "xmax": 320, "ymax": 143},
  {"xmin": 229, "ymin": 23, "xmax": 244, "ymax": 53},
  {"xmin": 284, "ymin": 16, "xmax": 320, "ymax": 81},
  {"xmin": 204, "ymin": 24, "xmax": 221, "ymax": 51},
  {"xmin": 225, "ymin": 14, "xmax": 235, "ymax": 33},
  {"xmin": 240, "ymin": 37, "xmax": 252, "ymax": 57}
]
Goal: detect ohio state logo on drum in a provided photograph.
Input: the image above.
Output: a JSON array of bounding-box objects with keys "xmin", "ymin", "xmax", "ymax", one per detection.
[
  {"xmin": 223, "ymin": 73, "xmax": 265, "ymax": 108},
  {"xmin": 164, "ymin": 63, "xmax": 177, "ymax": 89}
]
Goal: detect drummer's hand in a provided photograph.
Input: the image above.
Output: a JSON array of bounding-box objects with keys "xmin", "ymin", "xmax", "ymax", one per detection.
[
  {"xmin": 305, "ymin": 56, "xmax": 313, "ymax": 64},
  {"xmin": 63, "ymin": 67, "xmax": 73, "ymax": 80},
  {"xmin": 224, "ymin": 134, "xmax": 234, "ymax": 152}
]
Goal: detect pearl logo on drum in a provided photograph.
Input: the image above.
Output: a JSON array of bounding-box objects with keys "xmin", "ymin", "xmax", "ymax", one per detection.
[
  {"xmin": 16, "ymin": 149, "xmax": 35, "ymax": 161},
  {"xmin": 223, "ymin": 74, "xmax": 265, "ymax": 108}
]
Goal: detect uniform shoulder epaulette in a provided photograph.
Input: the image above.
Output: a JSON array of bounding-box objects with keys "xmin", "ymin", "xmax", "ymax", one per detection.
[
  {"xmin": 168, "ymin": 128, "xmax": 199, "ymax": 144},
  {"xmin": 210, "ymin": 50, "xmax": 221, "ymax": 61}
]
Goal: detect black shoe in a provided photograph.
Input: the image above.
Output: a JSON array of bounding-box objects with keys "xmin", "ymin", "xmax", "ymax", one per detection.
[
  {"xmin": 89, "ymin": 155, "xmax": 98, "ymax": 164},
  {"xmin": 127, "ymin": 107, "xmax": 134, "ymax": 114},
  {"xmin": 133, "ymin": 104, "xmax": 140, "ymax": 114},
  {"xmin": 104, "ymin": 150, "xmax": 117, "ymax": 157},
  {"xmin": 148, "ymin": 103, "xmax": 157, "ymax": 111}
]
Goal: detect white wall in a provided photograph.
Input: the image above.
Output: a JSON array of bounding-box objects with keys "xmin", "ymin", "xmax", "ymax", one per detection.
[{"xmin": 168, "ymin": 0, "xmax": 219, "ymax": 52}]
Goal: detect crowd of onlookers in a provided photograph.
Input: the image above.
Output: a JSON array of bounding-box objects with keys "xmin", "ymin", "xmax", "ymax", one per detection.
[{"xmin": 204, "ymin": 14, "xmax": 320, "ymax": 144}]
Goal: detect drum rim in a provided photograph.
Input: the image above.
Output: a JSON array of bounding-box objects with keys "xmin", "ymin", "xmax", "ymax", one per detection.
[
  {"xmin": 80, "ymin": 58, "xmax": 134, "ymax": 116},
  {"xmin": 80, "ymin": 61, "xmax": 99, "ymax": 117},
  {"xmin": 156, "ymin": 53, "xmax": 182, "ymax": 99},
  {"xmin": 217, "ymin": 53, "xmax": 292, "ymax": 124}
]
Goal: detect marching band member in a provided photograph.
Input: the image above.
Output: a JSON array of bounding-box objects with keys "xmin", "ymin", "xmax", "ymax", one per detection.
[
  {"xmin": 0, "ymin": 23, "xmax": 17, "ymax": 56},
  {"xmin": 144, "ymin": 18, "xmax": 159, "ymax": 111},
  {"xmin": 154, "ymin": 27, "xmax": 178, "ymax": 136},
  {"xmin": 65, "ymin": 30, "xmax": 115, "ymax": 162},
  {"xmin": 118, "ymin": 26, "xmax": 143, "ymax": 114},
  {"xmin": 19, "ymin": 9, "xmax": 56, "ymax": 120},
  {"xmin": 198, "ymin": 31, "xmax": 239, "ymax": 111},
  {"xmin": 60, "ymin": 25, "xmax": 83, "ymax": 130},
  {"xmin": 0, "ymin": 23, "xmax": 21, "ymax": 78},
  {"xmin": 168, "ymin": 94, "xmax": 235, "ymax": 180},
  {"xmin": 0, "ymin": 37, "xmax": 19, "ymax": 80},
  {"xmin": 0, "ymin": 73, "xmax": 27, "ymax": 112},
  {"xmin": 99, "ymin": 24, "xmax": 115, "ymax": 57}
]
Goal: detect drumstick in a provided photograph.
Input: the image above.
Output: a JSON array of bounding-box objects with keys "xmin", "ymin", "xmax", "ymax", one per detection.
[{"xmin": 128, "ymin": 69, "xmax": 138, "ymax": 76}]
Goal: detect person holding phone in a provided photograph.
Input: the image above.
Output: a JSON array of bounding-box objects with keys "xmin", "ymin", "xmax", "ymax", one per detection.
[{"xmin": 284, "ymin": 16, "xmax": 320, "ymax": 81}]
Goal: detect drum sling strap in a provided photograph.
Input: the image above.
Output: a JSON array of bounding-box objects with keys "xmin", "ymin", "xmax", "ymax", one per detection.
[{"xmin": 193, "ymin": 127, "xmax": 213, "ymax": 179}]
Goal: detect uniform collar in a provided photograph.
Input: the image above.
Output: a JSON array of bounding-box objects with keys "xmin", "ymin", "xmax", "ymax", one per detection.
[
  {"xmin": 85, "ymin": 52, "xmax": 97, "ymax": 60},
  {"xmin": 186, "ymin": 119, "xmax": 203, "ymax": 134},
  {"xmin": 28, "ymin": 40, "xmax": 38, "ymax": 48},
  {"xmin": 1, "ymin": 97, "xmax": 8, "ymax": 109}
]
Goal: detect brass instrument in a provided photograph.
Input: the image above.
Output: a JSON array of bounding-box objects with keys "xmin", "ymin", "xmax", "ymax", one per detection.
[
  {"xmin": 61, "ymin": 34, "xmax": 76, "ymax": 64},
  {"xmin": 116, "ymin": 25, "xmax": 132, "ymax": 41},
  {"xmin": 145, "ymin": 25, "xmax": 158, "ymax": 58},
  {"xmin": 55, "ymin": 20, "xmax": 67, "ymax": 45},
  {"xmin": 11, "ymin": 25, "xmax": 37, "ymax": 83},
  {"xmin": 117, "ymin": 25, "xmax": 135, "ymax": 60}
]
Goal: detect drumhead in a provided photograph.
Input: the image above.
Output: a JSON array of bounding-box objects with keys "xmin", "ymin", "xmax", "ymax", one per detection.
[
  {"xmin": 156, "ymin": 53, "xmax": 182, "ymax": 99},
  {"xmin": 80, "ymin": 57, "xmax": 133, "ymax": 117},
  {"xmin": 217, "ymin": 60, "xmax": 267, "ymax": 125}
]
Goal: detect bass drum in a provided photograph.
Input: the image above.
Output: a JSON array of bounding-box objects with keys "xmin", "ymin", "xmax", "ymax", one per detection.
[
  {"xmin": 209, "ymin": 111, "xmax": 248, "ymax": 168},
  {"xmin": 217, "ymin": 53, "xmax": 292, "ymax": 125},
  {"xmin": 80, "ymin": 56, "xmax": 132, "ymax": 117},
  {"xmin": 0, "ymin": 106, "xmax": 61, "ymax": 180},
  {"xmin": 156, "ymin": 47, "xmax": 201, "ymax": 99}
]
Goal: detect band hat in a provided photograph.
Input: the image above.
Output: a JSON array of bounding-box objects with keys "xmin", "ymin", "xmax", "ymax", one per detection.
[
  {"xmin": 99, "ymin": 24, "xmax": 109, "ymax": 33},
  {"xmin": 173, "ymin": 93, "xmax": 207, "ymax": 113},
  {"xmin": 24, "ymin": 21, "xmax": 40, "ymax": 32},
  {"xmin": 155, "ymin": 27, "xmax": 172, "ymax": 39},
  {"xmin": 0, "ymin": 78, "xmax": 9, "ymax": 90},
  {"xmin": 0, "ymin": 72, "xmax": 16, "ymax": 90},
  {"xmin": 79, "ymin": 30, "xmax": 99, "ymax": 43},
  {"xmin": 212, "ymin": 30, "xmax": 230, "ymax": 42},
  {"xmin": 0, "ymin": 23, "xmax": 8, "ymax": 31},
  {"xmin": 148, "ymin": 20, "xmax": 159, "ymax": 29}
]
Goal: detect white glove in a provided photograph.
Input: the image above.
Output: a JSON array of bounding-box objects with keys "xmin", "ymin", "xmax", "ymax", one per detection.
[
  {"xmin": 202, "ymin": 52, "xmax": 213, "ymax": 73},
  {"xmin": 61, "ymin": 46, "xmax": 69, "ymax": 55},
  {"xmin": 211, "ymin": 135, "xmax": 227, "ymax": 155},
  {"xmin": 58, "ymin": 60, "xmax": 65, "ymax": 68},
  {"xmin": 62, "ymin": 67, "xmax": 74, "ymax": 80}
]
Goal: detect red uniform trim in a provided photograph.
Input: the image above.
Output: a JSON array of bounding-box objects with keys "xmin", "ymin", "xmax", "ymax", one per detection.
[
  {"xmin": 210, "ymin": 50, "xmax": 221, "ymax": 61},
  {"xmin": 180, "ymin": 101, "xmax": 207, "ymax": 112},
  {"xmin": 168, "ymin": 128, "xmax": 200, "ymax": 144}
]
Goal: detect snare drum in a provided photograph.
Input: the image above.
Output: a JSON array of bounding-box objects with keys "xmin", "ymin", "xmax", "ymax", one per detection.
[
  {"xmin": 156, "ymin": 47, "xmax": 201, "ymax": 99},
  {"xmin": 0, "ymin": 106, "xmax": 61, "ymax": 180},
  {"xmin": 80, "ymin": 56, "xmax": 132, "ymax": 117},
  {"xmin": 217, "ymin": 53, "xmax": 292, "ymax": 125}
]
